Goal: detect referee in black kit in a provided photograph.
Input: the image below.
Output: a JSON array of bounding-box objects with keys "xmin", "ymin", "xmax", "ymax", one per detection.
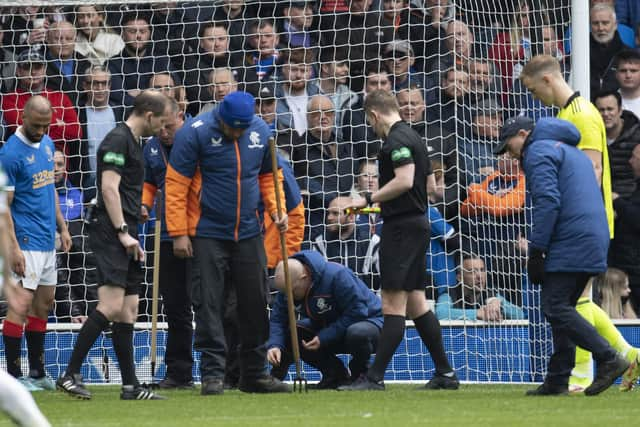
[
  {"xmin": 57, "ymin": 90, "xmax": 171, "ymax": 401},
  {"xmin": 340, "ymin": 90, "xmax": 458, "ymax": 390}
]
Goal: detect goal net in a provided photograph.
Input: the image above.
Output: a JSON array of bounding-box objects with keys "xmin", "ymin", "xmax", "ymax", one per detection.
[{"xmin": 0, "ymin": 0, "xmax": 593, "ymax": 385}]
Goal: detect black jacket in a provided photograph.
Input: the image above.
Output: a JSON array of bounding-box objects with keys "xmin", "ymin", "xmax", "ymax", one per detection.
[
  {"xmin": 590, "ymin": 31, "xmax": 625, "ymax": 95},
  {"xmin": 291, "ymin": 130, "xmax": 356, "ymax": 232},
  {"xmin": 609, "ymin": 110, "xmax": 640, "ymax": 198},
  {"xmin": 610, "ymin": 180, "xmax": 640, "ymax": 285}
]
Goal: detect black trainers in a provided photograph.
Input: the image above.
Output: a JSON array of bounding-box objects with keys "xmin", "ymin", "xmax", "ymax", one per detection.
[
  {"xmin": 57, "ymin": 373, "xmax": 92, "ymax": 400},
  {"xmin": 310, "ymin": 373, "xmax": 352, "ymax": 390},
  {"xmin": 337, "ymin": 375, "xmax": 384, "ymax": 391},
  {"xmin": 156, "ymin": 377, "xmax": 194, "ymax": 390},
  {"xmin": 424, "ymin": 372, "xmax": 460, "ymax": 390},
  {"xmin": 201, "ymin": 378, "xmax": 224, "ymax": 395},
  {"xmin": 121, "ymin": 385, "xmax": 166, "ymax": 400},
  {"xmin": 526, "ymin": 383, "xmax": 568, "ymax": 396},
  {"xmin": 239, "ymin": 376, "xmax": 292, "ymax": 393},
  {"xmin": 584, "ymin": 355, "xmax": 629, "ymax": 396}
]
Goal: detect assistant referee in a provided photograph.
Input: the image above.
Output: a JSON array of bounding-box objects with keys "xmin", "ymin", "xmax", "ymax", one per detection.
[{"xmin": 341, "ymin": 90, "xmax": 458, "ymax": 391}]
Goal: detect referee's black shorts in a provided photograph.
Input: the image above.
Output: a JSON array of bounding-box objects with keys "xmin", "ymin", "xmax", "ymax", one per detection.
[
  {"xmin": 88, "ymin": 212, "xmax": 143, "ymax": 296},
  {"xmin": 379, "ymin": 213, "xmax": 430, "ymax": 291}
]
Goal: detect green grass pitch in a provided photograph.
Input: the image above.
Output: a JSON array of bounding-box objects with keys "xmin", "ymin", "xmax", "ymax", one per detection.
[{"xmin": 3, "ymin": 384, "xmax": 639, "ymax": 427}]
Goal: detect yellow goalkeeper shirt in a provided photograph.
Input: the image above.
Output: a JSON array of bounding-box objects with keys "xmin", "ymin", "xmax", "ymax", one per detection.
[{"xmin": 557, "ymin": 92, "xmax": 614, "ymax": 238}]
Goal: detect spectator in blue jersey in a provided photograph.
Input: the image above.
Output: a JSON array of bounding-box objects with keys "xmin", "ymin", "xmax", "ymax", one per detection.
[
  {"xmin": 53, "ymin": 150, "xmax": 98, "ymax": 324},
  {"xmin": 106, "ymin": 11, "xmax": 177, "ymax": 107},
  {"xmin": 310, "ymin": 196, "xmax": 380, "ymax": 290},
  {"xmin": 435, "ymin": 253, "xmax": 525, "ymax": 321},
  {"xmin": 244, "ymin": 19, "xmax": 280, "ymax": 82},
  {"xmin": 268, "ymin": 250, "xmax": 383, "ymax": 388},
  {"xmin": 141, "ymin": 98, "xmax": 193, "ymax": 390},
  {"xmin": 0, "ymin": 96, "xmax": 72, "ymax": 391}
]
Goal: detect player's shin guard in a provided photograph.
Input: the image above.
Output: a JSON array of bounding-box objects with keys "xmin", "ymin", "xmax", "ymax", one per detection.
[
  {"xmin": 2, "ymin": 320, "xmax": 24, "ymax": 378},
  {"xmin": 413, "ymin": 311, "xmax": 453, "ymax": 375},
  {"xmin": 0, "ymin": 370, "xmax": 51, "ymax": 427},
  {"xmin": 66, "ymin": 309, "xmax": 109, "ymax": 375},
  {"xmin": 112, "ymin": 322, "xmax": 138, "ymax": 386},
  {"xmin": 25, "ymin": 316, "xmax": 47, "ymax": 378},
  {"xmin": 367, "ymin": 315, "xmax": 405, "ymax": 382}
]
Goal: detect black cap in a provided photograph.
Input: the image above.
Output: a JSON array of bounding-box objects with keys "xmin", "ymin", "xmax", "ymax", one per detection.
[
  {"xmin": 246, "ymin": 80, "xmax": 276, "ymax": 102},
  {"xmin": 494, "ymin": 116, "xmax": 535, "ymax": 155},
  {"xmin": 17, "ymin": 49, "xmax": 45, "ymax": 66}
]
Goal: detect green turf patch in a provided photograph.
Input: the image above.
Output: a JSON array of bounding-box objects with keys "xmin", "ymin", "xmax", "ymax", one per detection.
[{"xmin": 2, "ymin": 385, "xmax": 639, "ymax": 426}]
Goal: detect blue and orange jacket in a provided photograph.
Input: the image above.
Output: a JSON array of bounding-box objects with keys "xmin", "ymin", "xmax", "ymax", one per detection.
[
  {"xmin": 165, "ymin": 109, "xmax": 284, "ymax": 241},
  {"xmin": 268, "ymin": 250, "xmax": 383, "ymax": 350},
  {"xmin": 142, "ymin": 136, "xmax": 171, "ymax": 241},
  {"xmin": 262, "ymin": 156, "xmax": 305, "ymax": 268}
]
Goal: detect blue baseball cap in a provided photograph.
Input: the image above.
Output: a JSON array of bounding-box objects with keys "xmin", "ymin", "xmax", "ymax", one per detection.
[
  {"xmin": 494, "ymin": 115, "xmax": 535, "ymax": 155},
  {"xmin": 218, "ymin": 91, "xmax": 255, "ymax": 129}
]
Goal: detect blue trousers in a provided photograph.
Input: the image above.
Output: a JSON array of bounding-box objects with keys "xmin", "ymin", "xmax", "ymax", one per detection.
[{"xmin": 540, "ymin": 272, "xmax": 616, "ymax": 386}]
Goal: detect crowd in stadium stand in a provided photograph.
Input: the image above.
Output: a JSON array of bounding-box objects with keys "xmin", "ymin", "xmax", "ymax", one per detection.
[{"xmin": 0, "ymin": 0, "xmax": 638, "ymax": 323}]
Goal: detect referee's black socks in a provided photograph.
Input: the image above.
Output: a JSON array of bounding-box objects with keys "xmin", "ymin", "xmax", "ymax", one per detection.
[
  {"xmin": 111, "ymin": 322, "xmax": 138, "ymax": 387},
  {"xmin": 413, "ymin": 311, "xmax": 453, "ymax": 375},
  {"xmin": 367, "ymin": 315, "xmax": 405, "ymax": 383},
  {"xmin": 66, "ymin": 309, "xmax": 110, "ymax": 375}
]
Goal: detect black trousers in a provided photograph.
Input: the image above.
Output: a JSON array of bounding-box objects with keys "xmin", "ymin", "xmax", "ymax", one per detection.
[
  {"xmin": 159, "ymin": 241, "xmax": 193, "ymax": 382},
  {"xmin": 540, "ymin": 271, "xmax": 617, "ymax": 386},
  {"xmin": 191, "ymin": 236, "xmax": 269, "ymax": 382},
  {"xmin": 270, "ymin": 320, "xmax": 380, "ymax": 380}
]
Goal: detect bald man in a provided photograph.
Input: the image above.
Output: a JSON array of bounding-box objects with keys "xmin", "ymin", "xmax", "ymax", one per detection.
[
  {"xmin": 267, "ymin": 250, "xmax": 383, "ymax": 389},
  {"xmin": 0, "ymin": 96, "xmax": 72, "ymax": 391},
  {"xmin": 291, "ymin": 95, "xmax": 356, "ymax": 239},
  {"xmin": 45, "ymin": 20, "xmax": 91, "ymax": 105}
]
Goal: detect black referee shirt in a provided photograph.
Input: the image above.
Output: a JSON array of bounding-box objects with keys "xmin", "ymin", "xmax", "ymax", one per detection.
[
  {"xmin": 378, "ymin": 121, "xmax": 432, "ymax": 218},
  {"xmin": 96, "ymin": 123, "xmax": 144, "ymax": 221}
]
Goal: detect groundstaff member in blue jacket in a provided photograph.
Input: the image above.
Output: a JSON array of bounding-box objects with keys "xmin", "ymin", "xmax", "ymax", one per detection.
[
  {"xmin": 267, "ymin": 250, "xmax": 383, "ymax": 389},
  {"xmin": 494, "ymin": 116, "xmax": 628, "ymax": 396}
]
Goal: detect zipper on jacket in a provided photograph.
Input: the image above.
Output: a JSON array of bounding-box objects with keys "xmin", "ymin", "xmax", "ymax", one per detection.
[{"xmin": 233, "ymin": 140, "xmax": 241, "ymax": 241}]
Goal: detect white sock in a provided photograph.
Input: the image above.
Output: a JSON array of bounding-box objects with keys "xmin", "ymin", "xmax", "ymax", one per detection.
[{"xmin": 0, "ymin": 370, "xmax": 51, "ymax": 427}]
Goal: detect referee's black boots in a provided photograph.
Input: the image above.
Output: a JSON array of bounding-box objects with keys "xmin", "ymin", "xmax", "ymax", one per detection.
[
  {"xmin": 120, "ymin": 384, "xmax": 166, "ymax": 400},
  {"xmin": 57, "ymin": 373, "xmax": 92, "ymax": 400}
]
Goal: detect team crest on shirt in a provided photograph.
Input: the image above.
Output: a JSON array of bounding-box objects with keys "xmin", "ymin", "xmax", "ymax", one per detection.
[
  {"xmin": 150, "ymin": 147, "xmax": 159, "ymax": 156},
  {"xmin": 211, "ymin": 137, "xmax": 222, "ymax": 147},
  {"xmin": 248, "ymin": 132, "xmax": 263, "ymax": 149},
  {"xmin": 45, "ymin": 145, "xmax": 53, "ymax": 162},
  {"xmin": 315, "ymin": 298, "xmax": 332, "ymax": 314},
  {"xmin": 26, "ymin": 154, "xmax": 35, "ymax": 164}
]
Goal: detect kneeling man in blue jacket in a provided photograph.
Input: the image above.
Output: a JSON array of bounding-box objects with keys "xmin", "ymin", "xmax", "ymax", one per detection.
[{"xmin": 267, "ymin": 250, "xmax": 383, "ymax": 389}]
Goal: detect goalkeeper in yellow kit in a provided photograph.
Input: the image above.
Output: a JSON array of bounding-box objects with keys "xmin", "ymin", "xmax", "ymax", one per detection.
[{"xmin": 520, "ymin": 54, "xmax": 640, "ymax": 392}]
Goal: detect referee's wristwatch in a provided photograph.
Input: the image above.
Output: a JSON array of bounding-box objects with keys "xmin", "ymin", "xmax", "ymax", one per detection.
[
  {"xmin": 363, "ymin": 191, "xmax": 373, "ymax": 206},
  {"xmin": 116, "ymin": 222, "xmax": 129, "ymax": 235}
]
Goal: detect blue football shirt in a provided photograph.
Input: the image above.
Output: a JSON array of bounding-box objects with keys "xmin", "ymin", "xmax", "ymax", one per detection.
[{"xmin": 0, "ymin": 130, "xmax": 56, "ymax": 251}]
